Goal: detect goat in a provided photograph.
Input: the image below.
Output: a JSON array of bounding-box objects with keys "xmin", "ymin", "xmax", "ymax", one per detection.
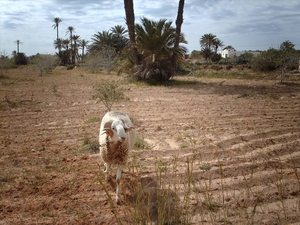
[{"xmin": 99, "ymin": 110, "xmax": 135, "ymax": 203}]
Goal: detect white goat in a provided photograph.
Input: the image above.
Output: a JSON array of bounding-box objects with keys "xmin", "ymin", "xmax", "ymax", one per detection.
[{"xmin": 99, "ymin": 110, "xmax": 135, "ymax": 203}]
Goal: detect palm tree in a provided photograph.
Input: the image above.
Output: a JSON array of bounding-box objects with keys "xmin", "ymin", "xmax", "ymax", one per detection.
[
  {"xmin": 134, "ymin": 17, "xmax": 187, "ymax": 81},
  {"xmin": 213, "ymin": 38, "xmax": 224, "ymax": 54},
  {"xmin": 53, "ymin": 38, "xmax": 63, "ymax": 52},
  {"xmin": 200, "ymin": 33, "xmax": 216, "ymax": 51},
  {"xmin": 66, "ymin": 26, "xmax": 75, "ymax": 46},
  {"xmin": 89, "ymin": 31, "xmax": 114, "ymax": 53},
  {"xmin": 124, "ymin": 0, "xmax": 139, "ymax": 65},
  {"xmin": 110, "ymin": 25, "xmax": 127, "ymax": 38},
  {"xmin": 66, "ymin": 26, "xmax": 75, "ymax": 64},
  {"xmin": 72, "ymin": 35, "xmax": 80, "ymax": 63},
  {"xmin": 14, "ymin": 40, "xmax": 23, "ymax": 53},
  {"xmin": 80, "ymin": 39, "xmax": 89, "ymax": 62},
  {"xmin": 223, "ymin": 45, "xmax": 236, "ymax": 51},
  {"xmin": 172, "ymin": 0, "xmax": 185, "ymax": 68},
  {"xmin": 280, "ymin": 40, "xmax": 295, "ymax": 52},
  {"xmin": 110, "ymin": 25, "xmax": 129, "ymax": 52},
  {"xmin": 200, "ymin": 33, "xmax": 216, "ymax": 62},
  {"xmin": 52, "ymin": 17, "xmax": 62, "ymax": 41},
  {"xmin": 62, "ymin": 39, "xmax": 70, "ymax": 50}
]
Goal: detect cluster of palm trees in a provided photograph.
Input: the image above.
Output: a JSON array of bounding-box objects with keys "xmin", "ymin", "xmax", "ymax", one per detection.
[
  {"xmin": 199, "ymin": 33, "xmax": 236, "ymax": 62},
  {"xmin": 200, "ymin": 33, "xmax": 223, "ymax": 62},
  {"xmin": 52, "ymin": 17, "xmax": 89, "ymax": 65},
  {"xmin": 52, "ymin": 0, "xmax": 186, "ymax": 81}
]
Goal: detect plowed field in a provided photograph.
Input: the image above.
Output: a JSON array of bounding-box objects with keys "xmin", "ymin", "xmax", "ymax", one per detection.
[{"xmin": 1, "ymin": 67, "xmax": 300, "ymax": 224}]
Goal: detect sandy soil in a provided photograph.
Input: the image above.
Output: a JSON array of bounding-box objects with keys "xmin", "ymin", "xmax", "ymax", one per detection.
[{"xmin": 0, "ymin": 67, "xmax": 300, "ymax": 224}]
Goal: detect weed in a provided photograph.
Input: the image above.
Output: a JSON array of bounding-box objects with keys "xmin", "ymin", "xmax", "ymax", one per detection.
[
  {"xmin": 180, "ymin": 143, "xmax": 189, "ymax": 149},
  {"xmin": 199, "ymin": 162, "xmax": 212, "ymax": 171},
  {"xmin": 93, "ymin": 80, "xmax": 126, "ymax": 111},
  {"xmin": 84, "ymin": 117, "xmax": 100, "ymax": 124},
  {"xmin": 52, "ymin": 85, "xmax": 58, "ymax": 93},
  {"xmin": 79, "ymin": 135, "xmax": 99, "ymax": 153},
  {"xmin": 134, "ymin": 136, "xmax": 150, "ymax": 150}
]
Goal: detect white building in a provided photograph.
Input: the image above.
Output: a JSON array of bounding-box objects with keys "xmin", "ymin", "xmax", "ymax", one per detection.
[{"xmin": 219, "ymin": 49, "xmax": 261, "ymax": 59}]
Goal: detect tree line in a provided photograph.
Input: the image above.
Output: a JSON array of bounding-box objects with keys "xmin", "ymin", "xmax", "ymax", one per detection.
[
  {"xmin": 52, "ymin": 17, "xmax": 89, "ymax": 65},
  {"xmin": 1, "ymin": 0, "xmax": 299, "ymax": 83},
  {"xmin": 50, "ymin": 0, "xmax": 186, "ymax": 81}
]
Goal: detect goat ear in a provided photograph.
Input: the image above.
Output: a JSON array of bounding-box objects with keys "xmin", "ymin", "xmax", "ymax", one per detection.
[
  {"xmin": 101, "ymin": 128, "xmax": 113, "ymax": 137},
  {"xmin": 125, "ymin": 127, "xmax": 134, "ymax": 133},
  {"xmin": 103, "ymin": 120, "xmax": 113, "ymax": 129}
]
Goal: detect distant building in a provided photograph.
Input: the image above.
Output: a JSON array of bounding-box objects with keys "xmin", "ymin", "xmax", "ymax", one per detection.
[{"xmin": 219, "ymin": 49, "xmax": 261, "ymax": 59}]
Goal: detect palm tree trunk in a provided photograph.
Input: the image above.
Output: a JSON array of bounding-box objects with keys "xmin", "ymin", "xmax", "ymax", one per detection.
[
  {"xmin": 124, "ymin": 0, "xmax": 139, "ymax": 65},
  {"xmin": 82, "ymin": 47, "xmax": 85, "ymax": 63},
  {"xmin": 172, "ymin": 0, "xmax": 185, "ymax": 71},
  {"xmin": 17, "ymin": 40, "xmax": 20, "ymax": 53}
]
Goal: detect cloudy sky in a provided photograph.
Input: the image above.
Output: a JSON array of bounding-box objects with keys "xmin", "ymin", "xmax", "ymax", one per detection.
[{"xmin": 1, "ymin": 0, "xmax": 299, "ymax": 56}]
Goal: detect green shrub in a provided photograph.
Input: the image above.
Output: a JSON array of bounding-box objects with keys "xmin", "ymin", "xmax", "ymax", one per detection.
[{"xmin": 92, "ymin": 81, "xmax": 125, "ymax": 111}]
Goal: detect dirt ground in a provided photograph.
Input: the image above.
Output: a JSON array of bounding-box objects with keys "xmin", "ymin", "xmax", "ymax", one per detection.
[{"xmin": 0, "ymin": 67, "xmax": 300, "ymax": 224}]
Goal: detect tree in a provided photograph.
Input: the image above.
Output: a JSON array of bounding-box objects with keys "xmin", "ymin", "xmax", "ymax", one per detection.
[
  {"xmin": 133, "ymin": 17, "xmax": 187, "ymax": 81},
  {"xmin": 90, "ymin": 28, "xmax": 128, "ymax": 54},
  {"xmin": 13, "ymin": 52, "xmax": 28, "ymax": 65},
  {"xmin": 79, "ymin": 39, "xmax": 89, "ymax": 62},
  {"xmin": 52, "ymin": 17, "xmax": 62, "ymax": 51},
  {"xmin": 57, "ymin": 49, "xmax": 71, "ymax": 66},
  {"xmin": 62, "ymin": 39, "xmax": 70, "ymax": 50},
  {"xmin": 172, "ymin": 0, "xmax": 185, "ymax": 69},
  {"xmin": 66, "ymin": 26, "xmax": 75, "ymax": 64},
  {"xmin": 213, "ymin": 38, "xmax": 224, "ymax": 54},
  {"xmin": 201, "ymin": 47, "xmax": 212, "ymax": 63},
  {"xmin": 14, "ymin": 40, "xmax": 23, "ymax": 53},
  {"xmin": 110, "ymin": 25, "xmax": 127, "ymax": 37},
  {"xmin": 237, "ymin": 52, "xmax": 255, "ymax": 64},
  {"xmin": 251, "ymin": 48, "xmax": 278, "ymax": 72},
  {"xmin": 53, "ymin": 38, "xmax": 63, "ymax": 52},
  {"xmin": 124, "ymin": 0, "xmax": 139, "ymax": 65},
  {"xmin": 251, "ymin": 40, "xmax": 299, "ymax": 82},
  {"xmin": 110, "ymin": 25, "xmax": 129, "ymax": 52},
  {"xmin": 90, "ymin": 31, "xmax": 115, "ymax": 53},
  {"xmin": 200, "ymin": 33, "xmax": 216, "ymax": 50},
  {"xmin": 200, "ymin": 33, "xmax": 216, "ymax": 62},
  {"xmin": 72, "ymin": 34, "xmax": 81, "ymax": 63},
  {"xmin": 277, "ymin": 40, "xmax": 298, "ymax": 82},
  {"xmin": 66, "ymin": 26, "xmax": 75, "ymax": 45},
  {"xmin": 223, "ymin": 45, "xmax": 236, "ymax": 51}
]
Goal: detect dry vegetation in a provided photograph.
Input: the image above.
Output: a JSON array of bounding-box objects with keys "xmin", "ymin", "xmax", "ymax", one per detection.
[{"xmin": 0, "ymin": 65, "xmax": 300, "ymax": 224}]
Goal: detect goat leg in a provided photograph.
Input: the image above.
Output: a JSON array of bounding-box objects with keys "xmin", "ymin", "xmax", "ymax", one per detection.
[{"xmin": 116, "ymin": 166, "xmax": 122, "ymax": 204}]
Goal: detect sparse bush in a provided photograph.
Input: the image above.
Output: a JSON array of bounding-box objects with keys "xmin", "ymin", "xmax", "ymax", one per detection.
[
  {"xmin": 85, "ymin": 45, "xmax": 118, "ymax": 73},
  {"xmin": 251, "ymin": 52, "xmax": 277, "ymax": 72},
  {"xmin": 32, "ymin": 54, "xmax": 57, "ymax": 75},
  {"xmin": 92, "ymin": 80, "xmax": 126, "ymax": 111}
]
